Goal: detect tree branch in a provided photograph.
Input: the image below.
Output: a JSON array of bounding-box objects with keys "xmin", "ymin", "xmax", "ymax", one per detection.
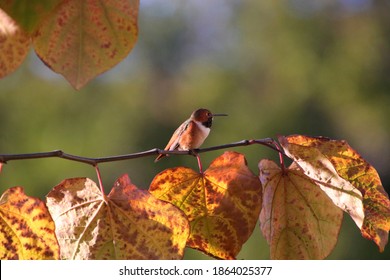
[{"xmin": 0, "ymin": 138, "xmax": 280, "ymax": 166}]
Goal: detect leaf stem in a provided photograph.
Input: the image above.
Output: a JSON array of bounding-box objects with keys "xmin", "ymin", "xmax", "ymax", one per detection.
[
  {"xmin": 271, "ymin": 140, "xmax": 286, "ymax": 170},
  {"xmin": 94, "ymin": 164, "xmax": 105, "ymax": 196}
]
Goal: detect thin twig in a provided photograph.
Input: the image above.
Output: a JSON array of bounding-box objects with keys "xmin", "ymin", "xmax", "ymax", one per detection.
[{"xmin": 0, "ymin": 138, "xmax": 282, "ymax": 166}]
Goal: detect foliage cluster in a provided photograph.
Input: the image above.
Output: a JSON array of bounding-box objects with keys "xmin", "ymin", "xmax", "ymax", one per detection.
[{"xmin": 1, "ymin": 135, "xmax": 389, "ymax": 259}]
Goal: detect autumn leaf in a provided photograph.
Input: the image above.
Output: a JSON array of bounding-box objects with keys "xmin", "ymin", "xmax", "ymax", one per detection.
[
  {"xmin": 149, "ymin": 151, "xmax": 262, "ymax": 259},
  {"xmin": 0, "ymin": 8, "xmax": 30, "ymax": 78},
  {"xmin": 33, "ymin": 0, "xmax": 139, "ymax": 89},
  {"xmin": 0, "ymin": 0, "xmax": 61, "ymax": 34},
  {"xmin": 279, "ymin": 135, "xmax": 390, "ymax": 252},
  {"xmin": 46, "ymin": 175, "xmax": 189, "ymax": 259},
  {"xmin": 0, "ymin": 187, "xmax": 59, "ymax": 260},
  {"xmin": 259, "ymin": 160, "xmax": 343, "ymax": 259}
]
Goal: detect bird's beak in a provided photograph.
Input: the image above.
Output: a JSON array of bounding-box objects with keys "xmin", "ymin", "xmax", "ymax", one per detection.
[{"xmin": 212, "ymin": 113, "xmax": 228, "ymax": 117}]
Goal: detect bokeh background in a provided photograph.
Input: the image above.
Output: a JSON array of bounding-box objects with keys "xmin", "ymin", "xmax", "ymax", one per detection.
[{"xmin": 0, "ymin": 0, "xmax": 389, "ymax": 259}]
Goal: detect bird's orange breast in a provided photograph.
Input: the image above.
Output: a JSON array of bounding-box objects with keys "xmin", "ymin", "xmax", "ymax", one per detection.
[{"xmin": 178, "ymin": 120, "xmax": 210, "ymax": 150}]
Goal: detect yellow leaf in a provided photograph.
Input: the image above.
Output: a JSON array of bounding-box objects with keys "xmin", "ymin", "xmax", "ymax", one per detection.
[
  {"xmin": 33, "ymin": 0, "xmax": 139, "ymax": 89},
  {"xmin": 0, "ymin": 8, "xmax": 30, "ymax": 78},
  {"xmin": 46, "ymin": 176, "xmax": 189, "ymax": 259},
  {"xmin": 279, "ymin": 135, "xmax": 390, "ymax": 252},
  {"xmin": 0, "ymin": 187, "xmax": 59, "ymax": 260},
  {"xmin": 259, "ymin": 160, "xmax": 343, "ymax": 259},
  {"xmin": 149, "ymin": 151, "xmax": 262, "ymax": 259}
]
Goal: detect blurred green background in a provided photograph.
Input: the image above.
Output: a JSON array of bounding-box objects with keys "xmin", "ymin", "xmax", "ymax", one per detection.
[{"xmin": 1, "ymin": 0, "xmax": 389, "ymax": 259}]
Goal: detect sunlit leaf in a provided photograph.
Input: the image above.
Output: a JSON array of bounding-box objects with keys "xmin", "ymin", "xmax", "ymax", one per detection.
[
  {"xmin": 0, "ymin": 187, "xmax": 59, "ymax": 259},
  {"xmin": 0, "ymin": 8, "xmax": 30, "ymax": 78},
  {"xmin": 0, "ymin": 0, "xmax": 61, "ymax": 33},
  {"xmin": 46, "ymin": 176, "xmax": 189, "ymax": 259},
  {"xmin": 33, "ymin": 0, "xmax": 139, "ymax": 89},
  {"xmin": 279, "ymin": 135, "xmax": 390, "ymax": 252},
  {"xmin": 259, "ymin": 160, "xmax": 343, "ymax": 259},
  {"xmin": 149, "ymin": 151, "xmax": 262, "ymax": 259}
]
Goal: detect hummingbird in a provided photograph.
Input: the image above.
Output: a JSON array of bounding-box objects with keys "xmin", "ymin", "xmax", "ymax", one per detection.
[{"xmin": 155, "ymin": 108, "xmax": 227, "ymax": 162}]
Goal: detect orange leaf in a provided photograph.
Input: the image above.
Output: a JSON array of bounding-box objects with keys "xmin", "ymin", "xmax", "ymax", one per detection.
[
  {"xmin": 149, "ymin": 151, "xmax": 262, "ymax": 259},
  {"xmin": 0, "ymin": 187, "xmax": 59, "ymax": 259},
  {"xmin": 0, "ymin": 8, "xmax": 30, "ymax": 78},
  {"xmin": 259, "ymin": 160, "xmax": 343, "ymax": 259},
  {"xmin": 46, "ymin": 176, "xmax": 189, "ymax": 259},
  {"xmin": 279, "ymin": 135, "xmax": 390, "ymax": 252},
  {"xmin": 33, "ymin": 0, "xmax": 139, "ymax": 89}
]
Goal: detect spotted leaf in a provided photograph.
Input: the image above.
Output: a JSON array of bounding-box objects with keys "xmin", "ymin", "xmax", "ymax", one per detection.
[
  {"xmin": 0, "ymin": 187, "xmax": 59, "ymax": 259},
  {"xmin": 149, "ymin": 151, "xmax": 262, "ymax": 259},
  {"xmin": 259, "ymin": 160, "xmax": 343, "ymax": 259},
  {"xmin": 0, "ymin": 8, "xmax": 30, "ymax": 78},
  {"xmin": 46, "ymin": 175, "xmax": 189, "ymax": 259},
  {"xmin": 33, "ymin": 0, "xmax": 139, "ymax": 89},
  {"xmin": 279, "ymin": 135, "xmax": 390, "ymax": 252}
]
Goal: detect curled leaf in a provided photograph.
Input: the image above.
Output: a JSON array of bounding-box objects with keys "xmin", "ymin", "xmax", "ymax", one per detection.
[
  {"xmin": 0, "ymin": 187, "xmax": 59, "ymax": 259},
  {"xmin": 149, "ymin": 151, "xmax": 262, "ymax": 259},
  {"xmin": 259, "ymin": 160, "xmax": 343, "ymax": 259},
  {"xmin": 46, "ymin": 176, "xmax": 189, "ymax": 259},
  {"xmin": 279, "ymin": 135, "xmax": 390, "ymax": 252}
]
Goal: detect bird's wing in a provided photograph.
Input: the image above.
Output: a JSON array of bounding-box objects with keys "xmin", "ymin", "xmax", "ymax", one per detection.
[
  {"xmin": 155, "ymin": 119, "xmax": 191, "ymax": 162},
  {"xmin": 164, "ymin": 119, "xmax": 191, "ymax": 151}
]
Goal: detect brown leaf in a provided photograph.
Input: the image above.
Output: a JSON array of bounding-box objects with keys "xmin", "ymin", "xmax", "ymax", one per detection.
[
  {"xmin": 259, "ymin": 160, "xmax": 343, "ymax": 259},
  {"xmin": 33, "ymin": 0, "xmax": 139, "ymax": 89},
  {"xmin": 149, "ymin": 151, "xmax": 262, "ymax": 259},
  {"xmin": 46, "ymin": 176, "xmax": 189, "ymax": 259},
  {"xmin": 0, "ymin": 187, "xmax": 59, "ymax": 259},
  {"xmin": 279, "ymin": 135, "xmax": 390, "ymax": 252},
  {"xmin": 0, "ymin": 8, "xmax": 30, "ymax": 78}
]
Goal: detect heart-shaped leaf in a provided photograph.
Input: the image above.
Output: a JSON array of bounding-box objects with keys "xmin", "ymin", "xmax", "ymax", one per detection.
[
  {"xmin": 259, "ymin": 160, "xmax": 343, "ymax": 259},
  {"xmin": 33, "ymin": 0, "xmax": 139, "ymax": 89},
  {"xmin": 46, "ymin": 175, "xmax": 189, "ymax": 259},
  {"xmin": 149, "ymin": 151, "xmax": 262, "ymax": 259}
]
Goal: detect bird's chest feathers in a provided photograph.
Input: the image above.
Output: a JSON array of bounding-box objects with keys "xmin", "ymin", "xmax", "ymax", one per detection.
[{"xmin": 180, "ymin": 120, "xmax": 210, "ymax": 150}]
